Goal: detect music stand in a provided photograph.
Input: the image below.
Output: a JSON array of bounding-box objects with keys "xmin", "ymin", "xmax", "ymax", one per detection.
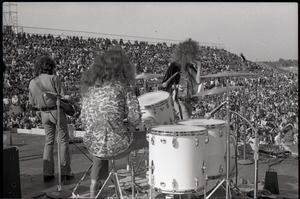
[{"xmin": 46, "ymin": 94, "xmax": 72, "ymax": 198}]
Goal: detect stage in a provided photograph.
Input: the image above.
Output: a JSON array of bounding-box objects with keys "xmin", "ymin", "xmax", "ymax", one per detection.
[{"xmin": 5, "ymin": 132, "xmax": 298, "ymax": 199}]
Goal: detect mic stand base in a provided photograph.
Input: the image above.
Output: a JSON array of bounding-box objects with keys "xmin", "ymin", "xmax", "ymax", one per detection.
[
  {"xmin": 46, "ymin": 189, "xmax": 72, "ymax": 199},
  {"xmin": 237, "ymin": 159, "xmax": 254, "ymax": 165}
]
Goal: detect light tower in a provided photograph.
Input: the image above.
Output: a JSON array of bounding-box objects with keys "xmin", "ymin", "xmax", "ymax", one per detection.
[{"xmin": 2, "ymin": 2, "xmax": 19, "ymax": 34}]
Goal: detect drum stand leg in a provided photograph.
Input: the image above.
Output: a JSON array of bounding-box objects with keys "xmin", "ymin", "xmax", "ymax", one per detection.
[{"xmin": 206, "ymin": 178, "xmax": 226, "ymax": 199}]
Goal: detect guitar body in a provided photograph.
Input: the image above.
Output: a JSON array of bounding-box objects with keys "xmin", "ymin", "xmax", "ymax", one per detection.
[{"xmin": 60, "ymin": 99, "xmax": 77, "ymax": 116}]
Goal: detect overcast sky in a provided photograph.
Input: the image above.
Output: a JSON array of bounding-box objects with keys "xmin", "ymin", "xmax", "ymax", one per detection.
[{"xmin": 4, "ymin": 2, "xmax": 298, "ymax": 61}]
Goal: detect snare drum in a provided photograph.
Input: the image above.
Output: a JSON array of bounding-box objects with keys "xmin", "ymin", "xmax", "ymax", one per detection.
[
  {"xmin": 179, "ymin": 119, "xmax": 235, "ymax": 179},
  {"xmin": 138, "ymin": 91, "xmax": 176, "ymax": 125},
  {"xmin": 148, "ymin": 125, "xmax": 208, "ymax": 194}
]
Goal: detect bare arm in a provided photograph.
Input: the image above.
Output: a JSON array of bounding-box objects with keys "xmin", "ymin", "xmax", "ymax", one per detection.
[{"xmin": 195, "ymin": 60, "xmax": 202, "ymax": 84}]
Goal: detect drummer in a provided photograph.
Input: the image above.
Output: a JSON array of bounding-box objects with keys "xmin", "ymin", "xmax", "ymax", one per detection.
[{"xmin": 162, "ymin": 38, "xmax": 202, "ymax": 120}]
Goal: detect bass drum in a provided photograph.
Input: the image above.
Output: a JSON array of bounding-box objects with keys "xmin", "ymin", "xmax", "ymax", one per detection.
[
  {"xmin": 148, "ymin": 125, "xmax": 208, "ymax": 194},
  {"xmin": 179, "ymin": 119, "xmax": 236, "ymax": 179}
]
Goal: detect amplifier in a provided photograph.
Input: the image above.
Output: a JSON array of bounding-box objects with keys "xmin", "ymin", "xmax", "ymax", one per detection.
[{"xmin": 3, "ymin": 146, "xmax": 22, "ymax": 198}]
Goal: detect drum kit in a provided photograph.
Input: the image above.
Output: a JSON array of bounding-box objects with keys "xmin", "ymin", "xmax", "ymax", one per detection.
[{"xmin": 133, "ymin": 71, "xmax": 260, "ymax": 199}]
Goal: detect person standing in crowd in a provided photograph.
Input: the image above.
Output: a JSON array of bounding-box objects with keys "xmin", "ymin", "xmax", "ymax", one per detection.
[
  {"xmin": 162, "ymin": 38, "xmax": 202, "ymax": 120},
  {"xmin": 28, "ymin": 55, "xmax": 74, "ymax": 182},
  {"xmin": 79, "ymin": 47, "xmax": 142, "ymax": 197}
]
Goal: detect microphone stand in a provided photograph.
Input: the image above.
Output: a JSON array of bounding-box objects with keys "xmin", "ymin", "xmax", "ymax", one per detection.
[
  {"xmin": 46, "ymin": 94, "xmax": 72, "ymax": 198},
  {"xmin": 225, "ymin": 77, "xmax": 231, "ymax": 199}
]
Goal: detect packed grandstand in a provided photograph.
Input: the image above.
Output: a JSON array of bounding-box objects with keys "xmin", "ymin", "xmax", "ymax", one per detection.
[{"xmin": 3, "ymin": 30, "xmax": 298, "ymax": 149}]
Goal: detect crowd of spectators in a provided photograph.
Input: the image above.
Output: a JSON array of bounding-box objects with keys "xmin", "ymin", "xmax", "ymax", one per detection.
[{"xmin": 3, "ymin": 30, "xmax": 298, "ymax": 148}]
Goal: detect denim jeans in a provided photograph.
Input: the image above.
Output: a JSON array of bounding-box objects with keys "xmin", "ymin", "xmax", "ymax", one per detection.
[{"xmin": 41, "ymin": 109, "xmax": 71, "ymax": 176}]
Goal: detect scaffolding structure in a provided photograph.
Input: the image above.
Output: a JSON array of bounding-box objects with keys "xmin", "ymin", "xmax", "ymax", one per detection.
[{"xmin": 2, "ymin": 2, "xmax": 20, "ymax": 34}]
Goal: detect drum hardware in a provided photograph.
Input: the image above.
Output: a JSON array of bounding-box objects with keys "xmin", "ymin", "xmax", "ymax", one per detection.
[
  {"xmin": 199, "ymin": 72, "xmax": 258, "ymax": 199},
  {"xmin": 229, "ymin": 110, "xmax": 259, "ymax": 198},
  {"xmin": 202, "ymin": 160, "xmax": 207, "ymax": 199},
  {"xmin": 205, "ymin": 132, "xmax": 209, "ymax": 143},
  {"xmin": 195, "ymin": 178, "xmax": 199, "ymax": 187},
  {"xmin": 220, "ymin": 128, "xmax": 224, "ymax": 137},
  {"xmin": 160, "ymin": 139, "xmax": 167, "ymax": 144},
  {"xmin": 200, "ymin": 71, "xmax": 259, "ymax": 78},
  {"xmin": 172, "ymin": 137, "xmax": 177, "ymax": 148},
  {"xmin": 219, "ymin": 165, "xmax": 224, "ymax": 174},
  {"xmin": 195, "ymin": 138, "xmax": 199, "ymax": 146},
  {"xmin": 151, "ymin": 136, "xmax": 155, "ymax": 145},
  {"xmin": 172, "ymin": 179, "xmax": 176, "ymax": 194}
]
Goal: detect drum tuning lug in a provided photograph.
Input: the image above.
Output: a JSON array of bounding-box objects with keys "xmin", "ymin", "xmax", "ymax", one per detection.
[
  {"xmin": 160, "ymin": 106, "xmax": 164, "ymax": 111},
  {"xmin": 195, "ymin": 177, "xmax": 199, "ymax": 188},
  {"xmin": 151, "ymin": 136, "xmax": 155, "ymax": 145},
  {"xmin": 160, "ymin": 139, "xmax": 166, "ymax": 144},
  {"xmin": 172, "ymin": 179, "xmax": 176, "ymax": 193},
  {"xmin": 205, "ymin": 130, "xmax": 209, "ymax": 144},
  {"xmin": 219, "ymin": 128, "xmax": 224, "ymax": 137},
  {"xmin": 160, "ymin": 182, "xmax": 166, "ymax": 187},
  {"xmin": 219, "ymin": 165, "xmax": 224, "ymax": 174},
  {"xmin": 195, "ymin": 138, "xmax": 199, "ymax": 147},
  {"xmin": 172, "ymin": 137, "xmax": 177, "ymax": 148},
  {"xmin": 151, "ymin": 160, "xmax": 155, "ymax": 174}
]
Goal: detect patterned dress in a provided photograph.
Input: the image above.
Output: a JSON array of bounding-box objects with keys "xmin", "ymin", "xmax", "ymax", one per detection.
[{"xmin": 80, "ymin": 82, "xmax": 141, "ymax": 158}]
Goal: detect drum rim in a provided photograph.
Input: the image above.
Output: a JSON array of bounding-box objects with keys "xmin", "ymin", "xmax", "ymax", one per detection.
[
  {"xmin": 148, "ymin": 129, "xmax": 208, "ymax": 136},
  {"xmin": 150, "ymin": 125, "xmax": 207, "ymax": 131},
  {"xmin": 178, "ymin": 119, "xmax": 226, "ymax": 129}
]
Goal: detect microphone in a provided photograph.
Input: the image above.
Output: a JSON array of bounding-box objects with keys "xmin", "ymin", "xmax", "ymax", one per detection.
[
  {"xmin": 43, "ymin": 91, "xmax": 62, "ymax": 98},
  {"xmin": 204, "ymin": 101, "xmax": 226, "ymax": 119}
]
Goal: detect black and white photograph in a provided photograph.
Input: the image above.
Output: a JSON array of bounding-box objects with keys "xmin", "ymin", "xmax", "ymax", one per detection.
[{"xmin": 2, "ymin": 2, "xmax": 298, "ymax": 199}]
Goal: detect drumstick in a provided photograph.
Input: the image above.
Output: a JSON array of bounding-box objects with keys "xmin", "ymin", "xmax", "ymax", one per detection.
[{"xmin": 162, "ymin": 72, "xmax": 179, "ymax": 87}]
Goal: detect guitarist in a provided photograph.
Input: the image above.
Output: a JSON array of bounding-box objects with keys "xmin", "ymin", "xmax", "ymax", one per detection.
[
  {"xmin": 28, "ymin": 55, "xmax": 74, "ymax": 182},
  {"xmin": 162, "ymin": 38, "xmax": 202, "ymax": 120}
]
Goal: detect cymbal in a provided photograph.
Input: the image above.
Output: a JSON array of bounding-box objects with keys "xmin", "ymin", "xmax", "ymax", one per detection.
[
  {"xmin": 135, "ymin": 73, "xmax": 164, "ymax": 79},
  {"xmin": 193, "ymin": 86, "xmax": 244, "ymax": 97},
  {"xmin": 201, "ymin": 71, "xmax": 259, "ymax": 78}
]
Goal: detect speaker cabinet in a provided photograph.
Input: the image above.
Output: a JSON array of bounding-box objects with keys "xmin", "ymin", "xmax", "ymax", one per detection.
[{"xmin": 3, "ymin": 146, "xmax": 22, "ymax": 198}]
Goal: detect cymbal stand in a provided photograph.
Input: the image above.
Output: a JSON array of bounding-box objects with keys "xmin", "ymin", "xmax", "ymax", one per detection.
[
  {"xmin": 225, "ymin": 77, "xmax": 231, "ymax": 199},
  {"xmin": 229, "ymin": 110, "xmax": 259, "ymax": 199},
  {"xmin": 204, "ymin": 77, "xmax": 236, "ymax": 199}
]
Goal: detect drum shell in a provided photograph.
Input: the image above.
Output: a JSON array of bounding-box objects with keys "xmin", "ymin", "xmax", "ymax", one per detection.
[
  {"xmin": 179, "ymin": 119, "xmax": 236, "ymax": 178},
  {"xmin": 148, "ymin": 125, "xmax": 208, "ymax": 193},
  {"xmin": 138, "ymin": 91, "xmax": 176, "ymax": 125}
]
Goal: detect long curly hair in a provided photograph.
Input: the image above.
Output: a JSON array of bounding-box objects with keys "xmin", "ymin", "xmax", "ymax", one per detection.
[
  {"xmin": 80, "ymin": 46, "xmax": 135, "ymax": 95},
  {"xmin": 170, "ymin": 38, "xmax": 200, "ymax": 72},
  {"xmin": 34, "ymin": 55, "xmax": 56, "ymax": 77}
]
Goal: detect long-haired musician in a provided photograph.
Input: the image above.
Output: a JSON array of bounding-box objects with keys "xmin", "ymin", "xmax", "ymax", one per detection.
[
  {"xmin": 162, "ymin": 38, "xmax": 202, "ymax": 120},
  {"xmin": 79, "ymin": 46, "xmax": 142, "ymax": 197}
]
